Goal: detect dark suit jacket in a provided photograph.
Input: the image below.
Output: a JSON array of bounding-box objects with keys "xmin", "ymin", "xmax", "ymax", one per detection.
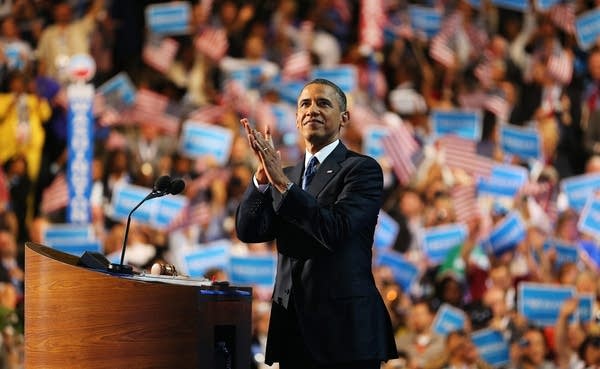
[{"xmin": 236, "ymin": 142, "xmax": 397, "ymax": 365}]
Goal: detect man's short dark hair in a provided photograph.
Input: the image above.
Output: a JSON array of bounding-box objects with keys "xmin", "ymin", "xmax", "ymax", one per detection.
[{"xmin": 302, "ymin": 78, "xmax": 347, "ymax": 111}]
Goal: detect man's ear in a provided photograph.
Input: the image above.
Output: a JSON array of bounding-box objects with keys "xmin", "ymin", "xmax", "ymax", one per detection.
[{"xmin": 340, "ymin": 111, "xmax": 350, "ymax": 127}]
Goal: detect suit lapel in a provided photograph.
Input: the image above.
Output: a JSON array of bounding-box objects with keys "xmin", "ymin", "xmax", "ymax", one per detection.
[
  {"xmin": 306, "ymin": 143, "xmax": 347, "ymax": 197},
  {"xmin": 286, "ymin": 159, "xmax": 304, "ymax": 187}
]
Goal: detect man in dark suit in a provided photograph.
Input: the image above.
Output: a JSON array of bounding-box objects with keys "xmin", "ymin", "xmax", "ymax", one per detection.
[{"xmin": 236, "ymin": 79, "xmax": 397, "ymax": 369}]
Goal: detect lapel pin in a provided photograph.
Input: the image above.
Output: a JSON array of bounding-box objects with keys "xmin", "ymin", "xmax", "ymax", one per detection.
[{"xmin": 326, "ymin": 170, "xmax": 333, "ymax": 173}]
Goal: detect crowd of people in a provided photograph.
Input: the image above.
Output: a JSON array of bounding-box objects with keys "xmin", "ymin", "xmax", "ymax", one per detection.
[{"xmin": 0, "ymin": 0, "xmax": 598, "ymax": 368}]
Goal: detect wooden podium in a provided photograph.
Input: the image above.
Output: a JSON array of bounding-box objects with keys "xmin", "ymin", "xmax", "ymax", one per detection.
[{"xmin": 25, "ymin": 242, "xmax": 252, "ymax": 369}]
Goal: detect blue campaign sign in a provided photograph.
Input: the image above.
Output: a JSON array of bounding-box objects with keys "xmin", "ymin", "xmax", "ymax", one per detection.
[
  {"xmin": 485, "ymin": 211, "xmax": 526, "ymax": 256},
  {"xmin": 537, "ymin": 0, "xmax": 561, "ymax": 10},
  {"xmin": 543, "ymin": 239, "xmax": 579, "ymax": 268},
  {"xmin": 183, "ymin": 241, "xmax": 231, "ymax": 278},
  {"xmin": 111, "ymin": 184, "xmax": 155, "ymax": 224},
  {"xmin": 97, "ymin": 72, "xmax": 136, "ymax": 110},
  {"xmin": 375, "ymin": 251, "xmax": 419, "ymax": 292},
  {"xmin": 180, "ymin": 121, "xmax": 234, "ymax": 165},
  {"xmin": 408, "ymin": 6, "xmax": 442, "ymax": 39},
  {"xmin": 275, "ymin": 80, "xmax": 305, "ymax": 105},
  {"xmin": 153, "ymin": 195, "xmax": 188, "ymax": 229},
  {"xmin": 145, "ymin": 1, "xmax": 191, "ymax": 36},
  {"xmin": 43, "ymin": 223, "xmax": 94, "ymax": 245},
  {"xmin": 50, "ymin": 240, "xmax": 102, "ymax": 257},
  {"xmin": 422, "ymin": 223, "xmax": 467, "ymax": 264},
  {"xmin": 271, "ymin": 103, "xmax": 296, "ymax": 134},
  {"xmin": 491, "ymin": 0, "xmax": 529, "ymax": 11},
  {"xmin": 229, "ymin": 254, "xmax": 276, "ymax": 288},
  {"xmin": 363, "ymin": 127, "xmax": 388, "ymax": 161},
  {"xmin": 471, "ymin": 329, "xmax": 510, "ymax": 367},
  {"xmin": 431, "ymin": 110, "xmax": 481, "ymax": 141},
  {"xmin": 432, "ymin": 303, "xmax": 467, "ymax": 336},
  {"xmin": 491, "ymin": 164, "xmax": 528, "ymax": 188},
  {"xmin": 500, "ymin": 125, "xmax": 541, "ymax": 160},
  {"xmin": 311, "ymin": 66, "xmax": 357, "ymax": 94},
  {"xmin": 67, "ymin": 83, "xmax": 94, "ymax": 223},
  {"xmin": 518, "ymin": 282, "xmax": 575, "ymax": 326},
  {"xmin": 578, "ymin": 197, "xmax": 600, "ymax": 239},
  {"xmin": 579, "ymin": 239, "xmax": 600, "ymax": 270},
  {"xmin": 561, "ymin": 173, "xmax": 600, "ymax": 212},
  {"xmin": 578, "ymin": 294, "xmax": 595, "ymax": 322},
  {"xmin": 374, "ymin": 211, "xmax": 400, "ymax": 251},
  {"xmin": 576, "ymin": 8, "xmax": 600, "ymax": 50},
  {"xmin": 477, "ymin": 177, "xmax": 520, "ymax": 198}
]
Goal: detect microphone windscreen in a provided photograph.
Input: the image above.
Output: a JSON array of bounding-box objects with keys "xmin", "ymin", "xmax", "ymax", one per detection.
[
  {"xmin": 168, "ymin": 178, "xmax": 186, "ymax": 195},
  {"xmin": 154, "ymin": 175, "xmax": 172, "ymax": 192}
]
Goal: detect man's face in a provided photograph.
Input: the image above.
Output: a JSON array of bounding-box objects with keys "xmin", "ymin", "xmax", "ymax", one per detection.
[{"xmin": 296, "ymin": 83, "xmax": 347, "ymax": 153}]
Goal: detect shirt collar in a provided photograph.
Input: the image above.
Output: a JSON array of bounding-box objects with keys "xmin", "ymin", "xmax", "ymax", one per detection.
[{"xmin": 304, "ymin": 139, "xmax": 339, "ymax": 168}]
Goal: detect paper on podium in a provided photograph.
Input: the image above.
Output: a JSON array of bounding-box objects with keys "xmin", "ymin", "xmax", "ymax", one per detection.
[{"xmin": 130, "ymin": 273, "xmax": 213, "ymax": 286}]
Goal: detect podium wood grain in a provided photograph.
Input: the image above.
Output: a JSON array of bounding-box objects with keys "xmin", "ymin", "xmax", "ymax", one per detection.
[{"xmin": 25, "ymin": 242, "xmax": 251, "ymax": 369}]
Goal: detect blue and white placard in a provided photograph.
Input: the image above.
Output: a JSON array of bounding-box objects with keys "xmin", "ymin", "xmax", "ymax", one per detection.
[
  {"xmin": 180, "ymin": 121, "xmax": 234, "ymax": 165},
  {"xmin": 408, "ymin": 6, "xmax": 442, "ymax": 39},
  {"xmin": 537, "ymin": 0, "xmax": 561, "ymax": 10},
  {"xmin": 431, "ymin": 110, "xmax": 481, "ymax": 141},
  {"xmin": 422, "ymin": 223, "xmax": 468, "ymax": 264},
  {"xmin": 477, "ymin": 177, "xmax": 520, "ymax": 198},
  {"xmin": 518, "ymin": 282, "xmax": 575, "ymax": 326},
  {"xmin": 500, "ymin": 124, "xmax": 542, "ymax": 160},
  {"xmin": 363, "ymin": 126, "xmax": 388, "ymax": 161},
  {"xmin": 374, "ymin": 210, "xmax": 400, "ymax": 251},
  {"xmin": 578, "ymin": 197, "xmax": 600, "ymax": 239},
  {"xmin": 491, "ymin": 0, "xmax": 530, "ymax": 11},
  {"xmin": 484, "ymin": 211, "xmax": 526, "ymax": 256},
  {"xmin": 311, "ymin": 66, "xmax": 357, "ymax": 94},
  {"xmin": 471, "ymin": 329, "xmax": 510, "ymax": 367},
  {"xmin": 183, "ymin": 240, "xmax": 231, "ymax": 278},
  {"xmin": 576, "ymin": 8, "xmax": 600, "ymax": 50},
  {"xmin": 67, "ymin": 83, "xmax": 94, "ymax": 223},
  {"xmin": 43, "ymin": 223, "xmax": 94, "ymax": 245},
  {"xmin": 50, "ymin": 240, "xmax": 103, "ymax": 257},
  {"xmin": 578, "ymin": 294, "xmax": 595, "ymax": 323},
  {"xmin": 432, "ymin": 303, "xmax": 467, "ymax": 336},
  {"xmin": 110, "ymin": 184, "xmax": 188, "ymax": 229},
  {"xmin": 376, "ymin": 250, "xmax": 419, "ymax": 292},
  {"xmin": 491, "ymin": 164, "xmax": 528, "ymax": 188},
  {"xmin": 543, "ymin": 239, "xmax": 579, "ymax": 268},
  {"xmin": 229, "ymin": 254, "xmax": 276, "ymax": 288},
  {"xmin": 97, "ymin": 72, "xmax": 136, "ymax": 111},
  {"xmin": 561, "ymin": 173, "xmax": 600, "ymax": 212},
  {"xmin": 145, "ymin": 2, "xmax": 191, "ymax": 36}
]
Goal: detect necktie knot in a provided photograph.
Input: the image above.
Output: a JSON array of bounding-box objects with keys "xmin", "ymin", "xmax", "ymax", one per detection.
[{"xmin": 303, "ymin": 156, "xmax": 319, "ymax": 189}]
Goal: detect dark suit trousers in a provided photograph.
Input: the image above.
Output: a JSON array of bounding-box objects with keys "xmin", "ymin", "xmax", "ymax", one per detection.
[{"xmin": 274, "ymin": 298, "xmax": 381, "ymax": 369}]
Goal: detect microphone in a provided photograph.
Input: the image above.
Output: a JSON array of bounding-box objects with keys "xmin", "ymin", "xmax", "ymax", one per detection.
[{"xmin": 108, "ymin": 175, "xmax": 185, "ymax": 274}]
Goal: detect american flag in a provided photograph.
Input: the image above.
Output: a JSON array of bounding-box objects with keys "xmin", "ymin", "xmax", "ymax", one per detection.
[
  {"xmin": 484, "ymin": 93, "xmax": 510, "ymax": 121},
  {"xmin": 187, "ymin": 104, "xmax": 227, "ymax": 124},
  {"xmin": 195, "ymin": 27, "xmax": 229, "ymax": 62},
  {"xmin": 142, "ymin": 37, "xmax": 179, "ymax": 74},
  {"xmin": 429, "ymin": 34, "xmax": 455, "ymax": 68},
  {"xmin": 281, "ymin": 50, "xmax": 311, "ymax": 81},
  {"xmin": 450, "ymin": 183, "xmax": 479, "ymax": 223},
  {"xmin": 381, "ymin": 120, "xmax": 420, "ymax": 185},
  {"xmin": 465, "ymin": 23, "xmax": 488, "ymax": 59},
  {"xmin": 350, "ymin": 104, "xmax": 382, "ymax": 135},
  {"xmin": 359, "ymin": 0, "xmax": 386, "ymax": 50},
  {"xmin": 40, "ymin": 173, "xmax": 69, "ymax": 215},
  {"xmin": 222, "ymin": 78, "xmax": 252, "ymax": 117},
  {"xmin": 547, "ymin": 50, "xmax": 573, "ymax": 85},
  {"xmin": 131, "ymin": 88, "xmax": 169, "ymax": 124},
  {"xmin": 438, "ymin": 135, "xmax": 495, "ymax": 179},
  {"xmin": 549, "ymin": 3, "xmax": 576, "ymax": 35}
]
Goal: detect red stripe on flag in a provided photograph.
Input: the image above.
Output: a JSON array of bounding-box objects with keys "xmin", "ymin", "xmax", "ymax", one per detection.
[
  {"xmin": 381, "ymin": 122, "xmax": 419, "ymax": 185},
  {"xmin": 439, "ymin": 135, "xmax": 495, "ymax": 178},
  {"xmin": 195, "ymin": 27, "xmax": 229, "ymax": 62},
  {"xmin": 450, "ymin": 184, "xmax": 479, "ymax": 223},
  {"xmin": 40, "ymin": 173, "xmax": 69, "ymax": 215}
]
